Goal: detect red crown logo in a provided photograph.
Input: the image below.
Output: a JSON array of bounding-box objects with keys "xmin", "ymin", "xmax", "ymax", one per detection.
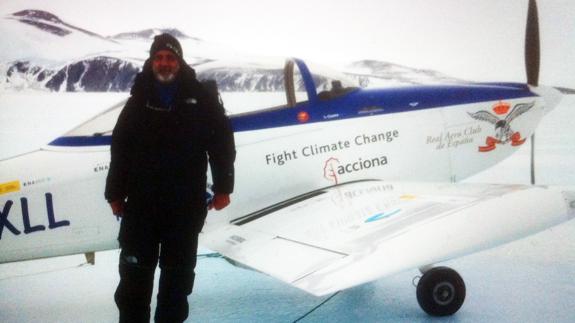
[{"xmin": 492, "ymin": 101, "xmax": 510, "ymax": 115}]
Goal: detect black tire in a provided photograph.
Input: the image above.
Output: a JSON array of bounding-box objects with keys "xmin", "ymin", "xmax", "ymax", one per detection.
[{"xmin": 416, "ymin": 266, "xmax": 466, "ymax": 316}]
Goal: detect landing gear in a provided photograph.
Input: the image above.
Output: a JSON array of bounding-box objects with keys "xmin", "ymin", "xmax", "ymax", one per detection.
[
  {"xmin": 85, "ymin": 252, "xmax": 95, "ymax": 265},
  {"xmin": 416, "ymin": 266, "xmax": 465, "ymax": 316}
]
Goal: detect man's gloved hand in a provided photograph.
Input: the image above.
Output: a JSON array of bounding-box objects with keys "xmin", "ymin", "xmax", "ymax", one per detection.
[
  {"xmin": 208, "ymin": 194, "xmax": 230, "ymax": 210},
  {"xmin": 109, "ymin": 200, "xmax": 125, "ymax": 217}
]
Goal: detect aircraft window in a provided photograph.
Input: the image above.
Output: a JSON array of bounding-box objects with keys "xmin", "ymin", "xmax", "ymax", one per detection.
[
  {"xmin": 308, "ymin": 62, "xmax": 360, "ymax": 101},
  {"xmin": 196, "ymin": 58, "xmax": 290, "ymax": 114},
  {"xmin": 316, "ymin": 78, "xmax": 359, "ymax": 100}
]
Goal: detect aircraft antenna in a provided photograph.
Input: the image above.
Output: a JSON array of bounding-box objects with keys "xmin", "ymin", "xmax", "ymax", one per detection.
[{"xmin": 525, "ymin": 0, "xmax": 539, "ymax": 185}]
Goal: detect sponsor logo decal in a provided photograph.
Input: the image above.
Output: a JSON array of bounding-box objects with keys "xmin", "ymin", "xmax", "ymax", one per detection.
[
  {"xmin": 323, "ymin": 113, "xmax": 340, "ymax": 120},
  {"xmin": 0, "ymin": 181, "xmax": 20, "ymax": 195},
  {"xmin": 468, "ymin": 101, "xmax": 534, "ymax": 152},
  {"xmin": 93, "ymin": 162, "xmax": 110, "ymax": 173},
  {"xmin": 22, "ymin": 177, "xmax": 52, "ymax": 188},
  {"xmin": 323, "ymin": 157, "xmax": 340, "ymax": 183},
  {"xmin": 365, "ymin": 209, "xmax": 401, "ymax": 223},
  {"xmin": 426, "ymin": 126, "xmax": 481, "ymax": 150},
  {"xmin": 342, "ymin": 184, "xmax": 395, "ymax": 199},
  {"xmin": 264, "ymin": 130, "xmax": 399, "ymax": 166},
  {"xmin": 297, "ymin": 111, "xmax": 310, "ymax": 123},
  {"xmin": 323, "ymin": 156, "xmax": 389, "ymax": 184},
  {"xmin": 358, "ymin": 106, "xmax": 384, "ymax": 115},
  {"xmin": 226, "ymin": 235, "xmax": 246, "ymax": 245}
]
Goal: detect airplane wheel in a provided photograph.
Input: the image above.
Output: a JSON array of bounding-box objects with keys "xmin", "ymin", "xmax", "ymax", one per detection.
[{"xmin": 416, "ymin": 266, "xmax": 465, "ymax": 316}]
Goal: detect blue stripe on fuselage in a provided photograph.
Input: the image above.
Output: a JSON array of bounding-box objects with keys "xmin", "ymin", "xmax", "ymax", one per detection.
[
  {"xmin": 48, "ymin": 83, "xmax": 536, "ymax": 147},
  {"xmin": 49, "ymin": 135, "xmax": 111, "ymax": 147},
  {"xmin": 231, "ymin": 83, "xmax": 535, "ymax": 131}
]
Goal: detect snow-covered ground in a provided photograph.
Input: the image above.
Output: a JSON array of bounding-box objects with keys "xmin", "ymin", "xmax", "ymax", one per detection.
[{"xmin": 0, "ymin": 93, "xmax": 574, "ymax": 322}]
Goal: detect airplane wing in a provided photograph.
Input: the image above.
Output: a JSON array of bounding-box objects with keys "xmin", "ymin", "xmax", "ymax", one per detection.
[{"xmin": 200, "ymin": 180, "xmax": 575, "ymax": 296}]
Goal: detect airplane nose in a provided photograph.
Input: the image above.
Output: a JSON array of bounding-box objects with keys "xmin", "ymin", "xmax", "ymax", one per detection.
[{"xmin": 530, "ymin": 85, "xmax": 563, "ymax": 115}]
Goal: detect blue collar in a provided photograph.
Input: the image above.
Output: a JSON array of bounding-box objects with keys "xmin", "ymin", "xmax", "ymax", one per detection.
[{"xmin": 154, "ymin": 81, "xmax": 178, "ymax": 110}]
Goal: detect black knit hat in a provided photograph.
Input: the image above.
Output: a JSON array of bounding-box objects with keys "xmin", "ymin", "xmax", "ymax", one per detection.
[{"xmin": 150, "ymin": 33, "xmax": 183, "ymax": 59}]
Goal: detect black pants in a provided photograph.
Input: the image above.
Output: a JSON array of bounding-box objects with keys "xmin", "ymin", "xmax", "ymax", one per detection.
[{"xmin": 115, "ymin": 208, "xmax": 203, "ymax": 323}]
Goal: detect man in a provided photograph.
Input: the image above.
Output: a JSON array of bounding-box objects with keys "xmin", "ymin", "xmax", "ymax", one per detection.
[{"xmin": 105, "ymin": 33, "xmax": 235, "ymax": 323}]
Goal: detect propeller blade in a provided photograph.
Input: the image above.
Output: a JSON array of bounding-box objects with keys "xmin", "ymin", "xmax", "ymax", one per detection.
[
  {"xmin": 525, "ymin": 0, "xmax": 540, "ymax": 86},
  {"xmin": 554, "ymin": 86, "xmax": 575, "ymax": 95},
  {"xmin": 530, "ymin": 134, "xmax": 536, "ymax": 184},
  {"xmin": 526, "ymin": 0, "xmax": 540, "ymax": 185}
]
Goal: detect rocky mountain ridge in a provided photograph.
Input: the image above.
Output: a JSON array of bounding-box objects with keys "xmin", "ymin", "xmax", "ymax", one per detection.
[{"xmin": 1, "ymin": 9, "xmax": 463, "ymax": 92}]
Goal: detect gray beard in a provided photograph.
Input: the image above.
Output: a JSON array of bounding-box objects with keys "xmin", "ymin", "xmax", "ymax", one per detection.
[{"xmin": 154, "ymin": 72, "xmax": 176, "ymax": 83}]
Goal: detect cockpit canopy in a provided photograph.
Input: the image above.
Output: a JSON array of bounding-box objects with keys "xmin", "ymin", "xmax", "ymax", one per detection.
[
  {"xmin": 57, "ymin": 58, "xmax": 359, "ymax": 140},
  {"xmin": 283, "ymin": 58, "xmax": 359, "ymax": 106}
]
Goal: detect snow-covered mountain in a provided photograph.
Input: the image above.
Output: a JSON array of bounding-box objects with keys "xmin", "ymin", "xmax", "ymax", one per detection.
[
  {"xmin": 343, "ymin": 60, "xmax": 463, "ymax": 87},
  {"xmin": 112, "ymin": 28, "xmax": 201, "ymax": 42},
  {"xmin": 1, "ymin": 9, "xmax": 121, "ymax": 63},
  {"xmin": 10, "ymin": 9, "xmax": 114, "ymax": 41},
  {"xmin": 0, "ymin": 9, "xmax": 464, "ymax": 92},
  {"xmin": 3, "ymin": 57, "xmax": 141, "ymax": 92},
  {"xmin": 193, "ymin": 58, "xmax": 464, "ymax": 92}
]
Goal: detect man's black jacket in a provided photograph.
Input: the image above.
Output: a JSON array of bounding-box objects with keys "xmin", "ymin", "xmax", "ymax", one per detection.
[{"xmin": 104, "ymin": 62, "xmax": 235, "ymax": 216}]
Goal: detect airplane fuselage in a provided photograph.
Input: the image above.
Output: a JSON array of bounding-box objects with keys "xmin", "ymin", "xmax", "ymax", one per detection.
[{"xmin": 0, "ymin": 83, "xmax": 551, "ymax": 263}]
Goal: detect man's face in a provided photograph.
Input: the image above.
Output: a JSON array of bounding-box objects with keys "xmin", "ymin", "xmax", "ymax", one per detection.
[{"xmin": 152, "ymin": 49, "xmax": 181, "ymax": 83}]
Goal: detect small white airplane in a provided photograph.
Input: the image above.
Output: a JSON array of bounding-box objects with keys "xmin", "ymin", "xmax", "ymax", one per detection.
[{"xmin": 0, "ymin": 0, "xmax": 573, "ymax": 316}]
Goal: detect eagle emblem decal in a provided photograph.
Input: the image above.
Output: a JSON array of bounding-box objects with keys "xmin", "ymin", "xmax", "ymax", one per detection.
[{"xmin": 468, "ymin": 101, "xmax": 535, "ymax": 152}]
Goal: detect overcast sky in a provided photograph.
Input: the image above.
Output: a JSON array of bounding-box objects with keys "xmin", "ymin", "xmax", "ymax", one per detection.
[{"xmin": 1, "ymin": 0, "xmax": 573, "ymax": 87}]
